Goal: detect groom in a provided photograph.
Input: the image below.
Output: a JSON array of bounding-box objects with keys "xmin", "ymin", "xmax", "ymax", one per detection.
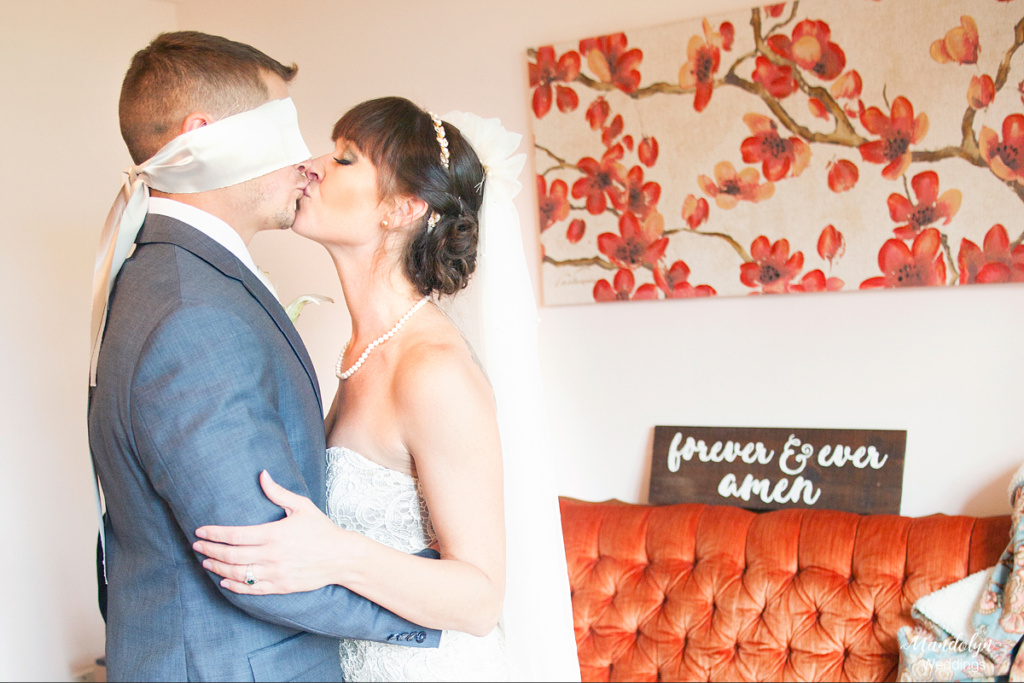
[{"xmin": 88, "ymin": 31, "xmax": 438, "ymax": 681}]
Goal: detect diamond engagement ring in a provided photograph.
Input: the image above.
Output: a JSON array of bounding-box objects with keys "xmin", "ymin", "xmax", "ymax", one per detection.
[{"xmin": 245, "ymin": 564, "xmax": 257, "ymax": 586}]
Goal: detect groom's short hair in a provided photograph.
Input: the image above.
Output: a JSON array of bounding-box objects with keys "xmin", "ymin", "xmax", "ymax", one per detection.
[{"xmin": 119, "ymin": 31, "xmax": 297, "ymax": 164}]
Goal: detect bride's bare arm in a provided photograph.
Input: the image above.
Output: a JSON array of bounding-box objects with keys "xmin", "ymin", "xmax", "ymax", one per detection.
[
  {"xmin": 193, "ymin": 343, "xmax": 505, "ymax": 637},
  {"xmin": 339, "ymin": 344, "xmax": 506, "ymax": 634}
]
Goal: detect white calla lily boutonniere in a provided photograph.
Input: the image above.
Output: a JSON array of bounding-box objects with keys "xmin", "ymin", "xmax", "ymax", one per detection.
[
  {"xmin": 284, "ymin": 294, "xmax": 333, "ymax": 323},
  {"xmin": 259, "ymin": 268, "xmax": 333, "ymax": 323}
]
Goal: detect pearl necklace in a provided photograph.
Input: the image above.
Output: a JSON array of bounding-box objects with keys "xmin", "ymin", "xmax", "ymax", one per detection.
[{"xmin": 335, "ymin": 296, "xmax": 431, "ymax": 380}]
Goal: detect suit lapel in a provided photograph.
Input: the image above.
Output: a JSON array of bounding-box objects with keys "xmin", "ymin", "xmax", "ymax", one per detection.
[{"xmin": 137, "ymin": 216, "xmax": 324, "ymax": 416}]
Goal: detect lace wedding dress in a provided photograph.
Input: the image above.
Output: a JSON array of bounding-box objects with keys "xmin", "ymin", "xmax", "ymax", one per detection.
[{"xmin": 326, "ymin": 446, "xmax": 509, "ymax": 682}]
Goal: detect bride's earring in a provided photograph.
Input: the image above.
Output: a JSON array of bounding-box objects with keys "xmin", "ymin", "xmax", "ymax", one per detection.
[{"xmin": 381, "ymin": 218, "xmax": 389, "ymax": 228}]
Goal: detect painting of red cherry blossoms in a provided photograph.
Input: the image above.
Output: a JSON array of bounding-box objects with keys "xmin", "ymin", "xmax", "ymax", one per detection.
[{"xmin": 528, "ymin": 0, "xmax": 1024, "ymax": 305}]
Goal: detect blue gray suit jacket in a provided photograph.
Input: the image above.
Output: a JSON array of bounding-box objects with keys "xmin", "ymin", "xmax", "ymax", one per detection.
[{"xmin": 88, "ymin": 215, "xmax": 440, "ymax": 682}]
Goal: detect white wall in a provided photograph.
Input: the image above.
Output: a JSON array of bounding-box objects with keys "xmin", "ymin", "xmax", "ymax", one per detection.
[
  {"xmin": 3, "ymin": 0, "xmax": 1022, "ymax": 678},
  {"xmin": 0, "ymin": 2, "xmax": 177, "ymax": 679}
]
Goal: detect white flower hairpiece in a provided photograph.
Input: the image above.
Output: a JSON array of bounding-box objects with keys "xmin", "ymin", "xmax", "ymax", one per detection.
[{"xmin": 442, "ymin": 112, "xmax": 527, "ymax": 205}]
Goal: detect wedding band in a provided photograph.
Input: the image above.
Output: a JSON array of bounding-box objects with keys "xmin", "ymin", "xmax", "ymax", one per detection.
[{"xmin": 245, "ymin": 564, "xmax": 257, "ymax": 586}]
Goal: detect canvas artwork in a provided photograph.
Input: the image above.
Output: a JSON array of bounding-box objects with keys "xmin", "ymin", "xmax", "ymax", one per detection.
[{"xmin": 527, "ymin": 0, "xmax": 1024, "ymax": 305}]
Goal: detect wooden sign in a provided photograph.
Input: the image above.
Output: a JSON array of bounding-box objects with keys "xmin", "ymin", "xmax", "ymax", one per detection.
[{"xmin": 650, "ymin": 426, "xmax": 906, "ymax": 514}]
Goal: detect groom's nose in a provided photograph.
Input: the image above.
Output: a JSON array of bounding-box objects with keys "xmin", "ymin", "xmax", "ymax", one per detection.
[{"xmin": 302, "ymin": 164, "xmax": 321, "ymax": 183}]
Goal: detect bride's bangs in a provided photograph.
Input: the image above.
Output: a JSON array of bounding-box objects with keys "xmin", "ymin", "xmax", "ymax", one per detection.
[{"xmin": 331, "ymin": 97, "xmax": 426, "ymax": 200}]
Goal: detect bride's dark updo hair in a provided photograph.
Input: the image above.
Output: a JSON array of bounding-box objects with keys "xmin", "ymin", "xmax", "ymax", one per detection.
[{"xmin": 332, "ymin": 97, "xmax": 485, "ymax": 297}]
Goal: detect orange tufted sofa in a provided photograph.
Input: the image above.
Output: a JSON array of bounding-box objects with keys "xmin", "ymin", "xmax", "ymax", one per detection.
[{"xmin": 559, "ymin": 497, "xmax": 1012, "ymax": 682}]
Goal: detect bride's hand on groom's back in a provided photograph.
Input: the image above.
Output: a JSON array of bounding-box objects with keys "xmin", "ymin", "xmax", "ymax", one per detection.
[{"xmin": 193, "ymin": 470, "xmax": 355, "ymax": 595}]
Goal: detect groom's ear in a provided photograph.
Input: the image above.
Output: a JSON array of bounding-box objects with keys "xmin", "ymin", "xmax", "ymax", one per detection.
[
  {"xmin": 180, "ymin": 111, "xmax": 215, "ymax": 135},
  {"xmin": 390, "ymin": 195, "xmax": 429, "ymax": 229}
]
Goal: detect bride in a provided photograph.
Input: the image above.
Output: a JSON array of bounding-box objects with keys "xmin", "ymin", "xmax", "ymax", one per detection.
[{"xmin": 192, "ymin": 97, "xmax": 579, "ymax": 681}]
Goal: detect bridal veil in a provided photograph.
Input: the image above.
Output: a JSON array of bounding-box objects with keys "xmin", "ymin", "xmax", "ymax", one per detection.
[{"xmin": 439, "ymin": 111, "xmax": 580, "ymax": 682}]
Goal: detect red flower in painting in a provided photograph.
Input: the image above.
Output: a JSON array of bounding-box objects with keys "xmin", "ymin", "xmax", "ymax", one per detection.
[
  {"xmin": 817, "ymin": 224, "xmax": 845, "ymax": 265},
  {"xmin": 886, "ymin": 171, "xmax": 962, "ymax": 240},
  {"xmin": 860, "ymin": 228, "xmax": 947, "ymax": 289},
  {"xmin": 763, "ymin": 20, "xmax": 845, "ymax": 83},
  {"xmin": 536, "ymin": 176, "xmax": 570, "ymax": 232},
  {"xmin": 740, "ymin": 236, "xmax": 805, "ymax": 294},
  {"xmin": 586, "ymin": 97, "xmax": 611, "ymax": 130},
  {"xmin": 572, "ymin": 144, "xmax": 626, "ymax": 215},
  {"xmin": 969, "ymin": 75, "xmax": 995, "ymax": 109},
  {"xmin": 958, "ymin": 224, "xmax": 1024, "ymax": 284},
  {"xmin": 654, "ymin": 260, "xmax": 717, "ymax": 298},
  {"xmin": 528, "ymin": 46, "xmax": 581, "ymax": 118},
  {"xmin": 612, "ymin": 165, "xmax": 661, "ymax": 219},
  {"xmin": 740, "ymin": 113, "xmax": 811, "ymax": 181},
  {"xmin": 979, "ymin": 114, "xmax": 1024, "ymax": 184},
  {"xmin": 859, "ymin": 96, "xmax": 929, "ymax": 180},
  {"xmin": 682, "ymin": 194, "xmax": 709, "ymax": 229},
  {"xmin": 753, "ymin": 54, "xmax": 799, "ymax": 98},
  {"xmin": 809, "ymin": 98, "xmax": 829, "ymax": 120},
  {"xmin": 698, "ymin": 161, "xmax": 775, "ymax": 209},
  {"xmin": 787, "ymin": 20, "xmax": 846, "ymax": 80},
  {"xmin": 566, "ymin": 219, "xmax": 586, "ymax": 244},
  {"xmin": 830, "ymin": 70, "xmax": 864, "ymax": 118},
  {"xmin": 930, "ymin": 16, "xmax": 980, "ymax": 65},
  {"xmin": 597, "ymin": 211, "xmax": 668, "ymax": 270},
  {"xmin": 679, "ymin": 19, "xmax": 725, "ymax": 112},
  {"xmin": 789, "ymin": 270, "xmax": 843, "ymax": 293},
  {"xmin": 594, "ymin": 268, "xmax": 659, "ymax": 302},
  {"xmin": 720, "ymin": 22, "xmax": 735, "ymax": 51},
  {"xmin": 601, "ymin": 114, "xmax": 624, "ymax": 148},
  {"xmin": 827, "ymin": 159, "xmax": 859, "ymax": 193},
  {"xmin": 579, "ymin": 33, "xmax": 643, "ymax": 94},
  {"xmin": 638, "ymin": 137, "xmax": 659, "ymax": 167},
  {"xmin": 831, "ymin": 70, "xmax": 862, "ymax": 100},
  {"xmin": 764, "ymin": 4, "xmax": 786, "ymax": 18}
]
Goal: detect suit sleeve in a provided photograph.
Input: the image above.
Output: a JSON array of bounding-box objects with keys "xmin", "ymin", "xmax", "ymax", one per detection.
[{"xmin": 129, "ymin": 303, "xmax": 441, "ymax": 647}]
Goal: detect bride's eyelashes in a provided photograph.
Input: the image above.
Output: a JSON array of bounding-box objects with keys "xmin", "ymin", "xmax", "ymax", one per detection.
[{"xmin": 333, "ymin": 155, "xmax": 354, "ymax": 166}]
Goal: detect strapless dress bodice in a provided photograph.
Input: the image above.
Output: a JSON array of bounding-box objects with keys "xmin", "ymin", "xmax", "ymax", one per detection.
[{"xmin": 326, "ymin": 446, "xmax": 508, "ymax": 682}]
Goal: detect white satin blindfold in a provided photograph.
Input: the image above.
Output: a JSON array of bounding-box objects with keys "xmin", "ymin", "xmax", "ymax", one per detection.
[{"xmin": 89, "ymin": 97, "xmax": 310, "ymax": 385}]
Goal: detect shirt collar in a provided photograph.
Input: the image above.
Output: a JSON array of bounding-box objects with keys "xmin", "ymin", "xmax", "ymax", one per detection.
[{"xmin": 147, "ymin": 197, "xmax": 263, "ymax": 281}]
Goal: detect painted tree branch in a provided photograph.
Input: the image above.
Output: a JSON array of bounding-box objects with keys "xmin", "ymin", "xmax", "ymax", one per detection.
[
  {"xmin": 748, "ymin": 8, "xmax": 865, "ymax": 146},
  {"xmin": 994, "ymin": 16, "xmax": 1024, "ymax": 92},
  {"xmin": 939, "ymin": 233, "xmax": 960, "ymax": 284},
  {"xmin": 543, "ymin": 254, "xmax": 617, "ymax": 270},
  {"xmin": 665, "ymin": 227, "xmax": 752, "ymax": 262},
  {"xmin": 762, "ymin": 2, "xmax": 802, "ymax": 39},
  {"xmin": 536, "ymin": 144, "xmax": 578, "ymax": 176},
  {"xmin": 536, "ymin": 144, "xmax": 570, "ymax": 165},
  {"xmin": 910, "ymin": 18, "xmax": 1024, "ymax": 173}
]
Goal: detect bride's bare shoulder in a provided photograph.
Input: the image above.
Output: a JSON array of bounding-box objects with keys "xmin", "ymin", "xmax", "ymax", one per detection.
[
  {"xmin": 391, "ymin": 315, "xmax": 493, "ymax": 413},
  {"xmin": 390, "ymin": 315, "xmax": 500, "ymax": 463}
]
